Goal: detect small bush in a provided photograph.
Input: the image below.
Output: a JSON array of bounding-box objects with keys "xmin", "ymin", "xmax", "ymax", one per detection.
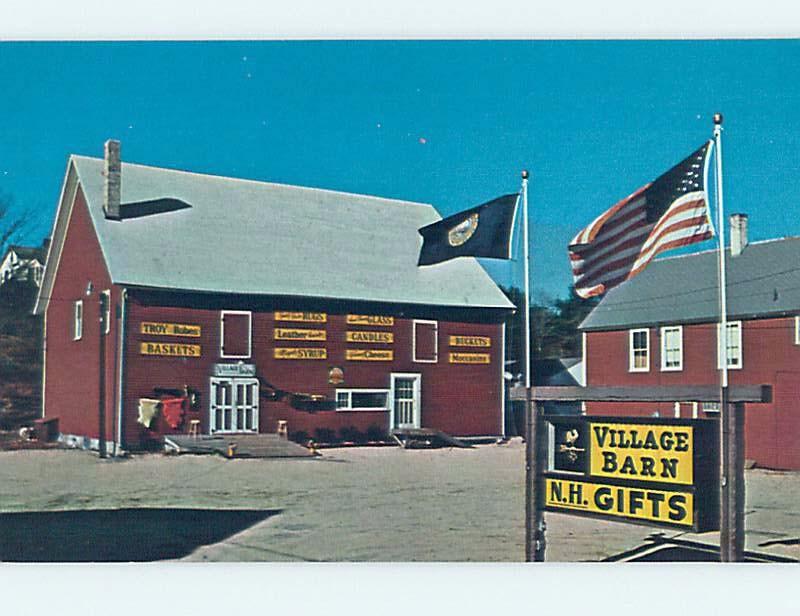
[
  {"xmin": 314, "ymin": 427, "xmax": 337, "ymax": 444},
  {"xmin": 338, "ymin": 426, "xmax": 365, "ymax": 443},
  {"xmin": 366, "ymin": 425, "xmax": 387, "ymax": 442},
  {"xmin": 289, "ymin": 430, "xmax": 310, "ymax": 444}
]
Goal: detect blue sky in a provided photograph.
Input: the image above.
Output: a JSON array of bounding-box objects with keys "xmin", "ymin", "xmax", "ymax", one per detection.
[{"xmin": 1, "ymin": 40, "xmax": 798, "ymax": 300}]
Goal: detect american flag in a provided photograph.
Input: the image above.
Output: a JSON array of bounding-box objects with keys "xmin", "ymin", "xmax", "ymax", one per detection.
[{"xmin": 569, "ymin": 141, "xmax": 715, "ymax": 299}]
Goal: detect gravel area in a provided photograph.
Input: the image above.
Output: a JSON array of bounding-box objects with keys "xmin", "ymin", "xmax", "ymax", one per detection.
[{"xmin": 0, "ymin": 440, "xmax": 797, "ymax": 562}]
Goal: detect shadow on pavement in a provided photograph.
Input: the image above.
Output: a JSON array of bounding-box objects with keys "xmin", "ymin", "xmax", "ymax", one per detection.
[
  {"xmin": 603, "ymin": 534, "xmax": 798, "ymax": 563},
  {"xmin": 0, "ymin": 508, "xmax": 280, "ymax": 562}
]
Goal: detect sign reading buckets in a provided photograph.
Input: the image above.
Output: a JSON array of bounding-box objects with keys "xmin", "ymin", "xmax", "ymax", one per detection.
[{"xmin": 543, "ymin": 416, "xmax": 719, "ymax": 532}]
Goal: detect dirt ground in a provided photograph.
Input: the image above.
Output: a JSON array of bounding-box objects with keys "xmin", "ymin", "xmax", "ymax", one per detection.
[{"xmin": 0, "ymin": 439, "xmax": 797, "ymax": 562}]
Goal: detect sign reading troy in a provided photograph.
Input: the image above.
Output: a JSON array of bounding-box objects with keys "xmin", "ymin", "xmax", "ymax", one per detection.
[
  {"xmin": 542, "ymin": 415, "xmax": 718, "ymax": 532},
  {"xmin": 140, "ymin": 321, "xmax": 201, "ymax": 337}
]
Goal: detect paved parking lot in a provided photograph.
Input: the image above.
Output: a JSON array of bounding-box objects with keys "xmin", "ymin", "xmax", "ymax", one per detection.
[{"xmin": 0, "ymin": 440, "xmax": 797, "ymax": 562}]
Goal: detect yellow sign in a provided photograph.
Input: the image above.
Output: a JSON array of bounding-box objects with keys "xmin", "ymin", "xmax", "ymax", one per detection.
[
  {"xmin": 140, "ymin": 322, "xmax": 201, "ymax": 337},
  {"xmin": 449, "ymin": 335, "xmax": 491, "ymax": 348},
  {"xmin": 449, "ymin": 352, "xmax": 491, "ymax": 364},
  {"xmin": 274, "ymin": 348, "xmax": 327, "ymax": 360},
  {"xmin": 545, "ymin": 478, "xmax": 694, "ymax": 527},
  {"xmin": 346, "ymin": 331, "xmax": 394, "ymax": 344},
  {"xmin": 140, "ymin": 342, "xmax": 201, "ymax": 357},
  {"xmin": 274, "ymin": 328, "xmax": 327, "ymax": 341},
  {"xmin": 274, "ymin": 311, "xmax": 327, "ymax": 323},
  {"xmin": 589, "ymin": 423, "xmax": 694, "ymax": 485},
  {"xmin": 345, "ymin": 349, "xmax": 394, "ymax": 361},
  {"xmin": 346, "ymin": 315, "xmax": 394, "ymax": 326}
]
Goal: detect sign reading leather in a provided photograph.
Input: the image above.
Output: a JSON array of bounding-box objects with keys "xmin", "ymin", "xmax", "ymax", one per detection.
[
  {"xmin": 274, "ymin": 328, "xmax": 327, "ymax": 341},
  {"xmin": 140, "ymin": 322, "xmax": 201, "ymax": 337}
]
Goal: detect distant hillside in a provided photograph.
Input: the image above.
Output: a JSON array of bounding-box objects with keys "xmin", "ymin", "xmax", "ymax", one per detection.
[{"xmin": 0, "ymin": 280, "xmax": 41, "ymax": 429}]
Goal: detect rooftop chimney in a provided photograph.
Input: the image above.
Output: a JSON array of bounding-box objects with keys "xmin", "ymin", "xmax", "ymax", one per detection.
[
  {"xmin": 730, "ymin": 213, "xmax": 748, "ymax": 257},
  {"xmin": 103, "ymin": 139, "xmax": 121, "ymax": 220}
]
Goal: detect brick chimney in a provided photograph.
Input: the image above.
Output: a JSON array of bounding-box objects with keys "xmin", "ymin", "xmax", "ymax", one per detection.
[
  {"xmin": 103, "ymin": 139, "xmax": 121, "ymax": 220},
  {"xmin": 730, "ymin": 213, "xmax": 748, "ymax": 257}
]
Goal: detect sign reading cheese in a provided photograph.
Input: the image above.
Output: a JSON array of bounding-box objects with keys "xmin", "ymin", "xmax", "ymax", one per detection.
[
  {"xmin": 274, "ymin": 347, "xmax": 327, "ymax": 360},
  {"xmin": 140, "ymin": 322, "xmax": 201, "ymax": 337},
  {"xmin": 346, "ymin": 331, "xmax": 394, "ymax": 344},
  {"xmin": 140, "ymin": 342, "xmax": 201, "ymax": 357},
  {"xmin": 346, "ymin": 315, "xmax": 394, "ymax": 326},
  {"xmin": 589, "ymin": 423, "xmax": 694, "ymax": 485},
  {"xmin": 545, "ymin": 478, "xmax": 694, "ymax": 527},
  {"xmin": 274, "ymin": 328, "xmax": 327, "ymax": 341},
  {"xmin": 346, "ymin": 349, "xmax": 393, "ymax": 361},
  {"xmin": 449, "ymin": 352, "xmax": 491, "ymax": 364},
  {"xmin": 449, "ymin": 335, "xmax": 491, "ymax": 348},
  {"xmin": 274, "ymin": 311, "xmax": 327, "ymax": 323}
]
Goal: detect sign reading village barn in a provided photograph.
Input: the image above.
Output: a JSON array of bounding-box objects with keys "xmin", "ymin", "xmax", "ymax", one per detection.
[{"xmin": 542, "ymin": 416, "xmax": 718, "ymax": 532}]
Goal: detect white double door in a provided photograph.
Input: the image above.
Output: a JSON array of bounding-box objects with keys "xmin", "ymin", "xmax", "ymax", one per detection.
[{"xmin": 210, "ymin": 377, "xmax": 259, "ymax": 433}]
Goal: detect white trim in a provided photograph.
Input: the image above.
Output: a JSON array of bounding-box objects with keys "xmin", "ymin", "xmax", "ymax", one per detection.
[
  {"xmin": 412, "ymin": 319, "xmax": 438, "ymax": 363},
  {"xmin": 220, "ymin": 310, "xmax": 252, "ymax": 359},
  {"xmin": 795, "ymin": 316, "xmax": 800, "ymax": 345},
  {"xmin": 673, "ymin": 401, "xmax": 681, "ymax": 418},
  {"xmin": 717, "ymin": 320, "xmax": 743, "ymax": 370},
  {"xmin": 73, "ymin": 300, "xmax": 83, "ymax": 340},
  {"xmin": 660, "ymin": 325, "xmax": 683, "ymax": 372},
  {"xmin": 34, "ymin": 160, "xmax": 78, "ymax": 316},
  {"xmin": 41, "ymin": 307, "xmax": 47, "ymax": 418},
  {"xmin": 628, "ymin": 328, "xmax": 649, "ymax": 372},
  {"xmin": 389, "ymin": 372, "xmax": 422, "ymax": 430},
  {"xmin": 692, "ymin": 402, "xmax": 699, "ymax": 419},
  {"xmin": 101, "ymin": 289, "xmax": 111, "ymax": 335},
  {"xmin": 115, "ymin": 289, "xmax": 127, "ymax": 455},
  {"xmin": 581, "ymin": 331, "xmax": 587, "ymax": 386},
  {"xmin": 335, "ymin": 388, "xmax": 390, "ymax": 411}
]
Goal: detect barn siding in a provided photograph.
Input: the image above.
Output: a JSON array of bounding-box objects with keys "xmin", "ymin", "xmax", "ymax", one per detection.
[
  {"xmin": 44, "ymin": 187, "xmax": 119, "ymax": 444},
  {"xmin": 122, "ymin": 297, "xmax": 503, "ymax": 448},
  {"xmin": 585, "ymin": 316, "xmax": 800, "ymax": 469}
]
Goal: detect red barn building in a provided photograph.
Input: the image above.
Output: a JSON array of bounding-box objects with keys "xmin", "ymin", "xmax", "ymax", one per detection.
[
  {"xmin": 34, "ymin": 141, "xmax": 513, "ymax": 452},
  {"xmin": 579, "ymin": 214, "xmax": 800, "ymax": 470}
]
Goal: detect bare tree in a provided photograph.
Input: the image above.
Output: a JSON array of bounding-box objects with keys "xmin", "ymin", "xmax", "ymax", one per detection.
[{"xmin": 0, "ymin": 192, "xmax": 32, "ymax": 256}]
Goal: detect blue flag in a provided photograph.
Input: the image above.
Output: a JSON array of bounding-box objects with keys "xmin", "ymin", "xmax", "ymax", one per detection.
[{"xmin": 417, "ymin": 194, "xmax": 519, "ymax": 266}]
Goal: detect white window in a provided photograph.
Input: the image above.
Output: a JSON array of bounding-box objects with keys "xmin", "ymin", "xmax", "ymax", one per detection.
[
  {"xmin": 702, "ymin": 401, "xmax": 720, "ymax": 414},
  {"xmin": 660, "ymin": 326, "xmax": 683, "ymax": 371},
  {"xmin": 412, "ymin": 319, "xmax": 438, "ymax": 363},
  {"xmin": 335, "ymin": 389, "xmax": 390, "ymax": 411},
  {"xmin": 717, "ymin": 321, "xmax": 743, "ymax": 369},
  {"xmin": 73, "ymin": 300, "xmax": 83, "ymax": 340},
  {"xmin": 220, "ymin": 310, "xmax": 252, "ymax": 359},
  {"xmin": 628, "ymin": 328, "xmax": 649, "ymax": 372}
]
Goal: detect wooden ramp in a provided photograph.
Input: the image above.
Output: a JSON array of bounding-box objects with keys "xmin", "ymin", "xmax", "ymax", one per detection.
[
  {"xmin": 391, "ymin": 428, "xmax": 473, "ymax": 449},
  {"xmin": 164, "ymin": 434, "xmax": 317, "ymax": 458}
]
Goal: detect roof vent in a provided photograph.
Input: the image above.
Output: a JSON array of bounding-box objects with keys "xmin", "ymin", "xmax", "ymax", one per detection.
[
  {"xmin": 730, "ymin": 213, "xmax": 748, "ymax": 257},
  {"xmin": 103, "ymin": 139, "xmax": 121, "ymax": 220}
]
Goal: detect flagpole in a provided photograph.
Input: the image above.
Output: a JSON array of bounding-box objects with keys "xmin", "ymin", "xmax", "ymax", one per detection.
[
  {"xmin": 521, "ymin": 170, "xmax": 531, "ymax": 388},
  {"xmin": 714, "ymin": 112, "xmax": 743, "ymax": 563}
]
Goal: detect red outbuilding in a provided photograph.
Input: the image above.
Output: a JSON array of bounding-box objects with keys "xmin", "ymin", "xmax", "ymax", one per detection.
[
  {"xmin": 579, "ymin": 214, "xmax": 800, "ymax": 470},
  {"xmin": 34, "ymin": 141, "xmax": 514, "ymax": 452}
]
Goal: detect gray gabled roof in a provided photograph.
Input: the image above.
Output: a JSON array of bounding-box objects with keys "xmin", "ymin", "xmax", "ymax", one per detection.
[
  {"xmin": 60, "ymin": 156, "xmax": 512, "ymax": 311},
  {"xmin": 580, "ymin": 236, "xmax": 800, "ymax": 331}
]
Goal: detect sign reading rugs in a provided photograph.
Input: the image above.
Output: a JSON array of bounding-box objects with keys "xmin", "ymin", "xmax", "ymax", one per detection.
[{"xmin": 542, "ymin": 416, "xmax": 718, "ymax": 532}]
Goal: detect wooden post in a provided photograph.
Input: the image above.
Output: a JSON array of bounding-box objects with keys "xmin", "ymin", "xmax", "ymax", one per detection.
[
  {"xmin": 720, "ymin": 396, "xmax": 745, "ymax": 562},
  {"xmin": 525, "ymin": 392, "xmax": 546, "ymax": 562}
]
